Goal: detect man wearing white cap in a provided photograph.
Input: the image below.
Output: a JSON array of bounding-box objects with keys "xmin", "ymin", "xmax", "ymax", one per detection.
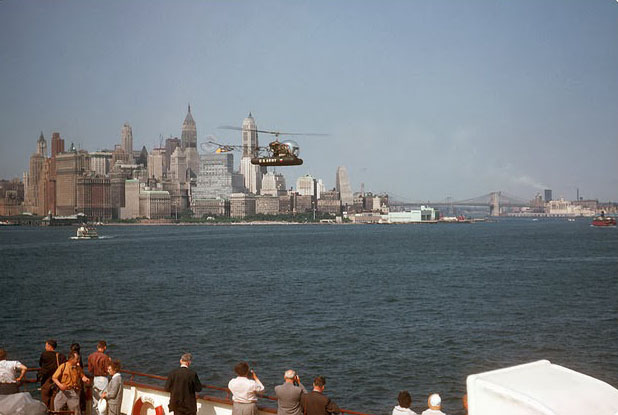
[{"xmin": 421, "ymin": 393, "xmax": 446, "ymax": 415}]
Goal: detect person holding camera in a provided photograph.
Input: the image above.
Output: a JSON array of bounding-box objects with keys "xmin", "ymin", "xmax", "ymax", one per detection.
[
  {"xmin": 275, "ymin": 369, "xmax": 307, "ymax": 415},
  {"xmin": 228, "ymin": 361, "xmax": 265, "ymax": 415},
  {"xmin": 52, "ymin": 351, "xmax": 91, "ymax": 414}
]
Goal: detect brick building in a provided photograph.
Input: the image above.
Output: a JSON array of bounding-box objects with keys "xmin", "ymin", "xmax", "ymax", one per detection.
[{"xmin": 77, "ymin": 174, "xmax": 112, "ymax": 220}]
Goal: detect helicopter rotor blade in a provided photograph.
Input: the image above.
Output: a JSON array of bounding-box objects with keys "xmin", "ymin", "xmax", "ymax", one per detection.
[{"xmin": 218, "ymin": 125, "xmax": 328, "ymax": 138}]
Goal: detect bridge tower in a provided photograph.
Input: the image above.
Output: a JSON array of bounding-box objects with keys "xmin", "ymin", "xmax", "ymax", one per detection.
[{"xmin": 490, "ymin": 192, "xmax": 501, "ymax": 216}]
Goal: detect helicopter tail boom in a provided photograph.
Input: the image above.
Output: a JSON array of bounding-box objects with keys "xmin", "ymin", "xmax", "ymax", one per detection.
[{"xmin": 251, "ymin": 156, "xmax": 303, "ymax": 166}]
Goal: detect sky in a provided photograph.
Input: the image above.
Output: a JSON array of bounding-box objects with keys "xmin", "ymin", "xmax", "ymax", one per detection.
[{"xmin": 1, "ymin": 0, "xmax": 617, "ymax": 202}]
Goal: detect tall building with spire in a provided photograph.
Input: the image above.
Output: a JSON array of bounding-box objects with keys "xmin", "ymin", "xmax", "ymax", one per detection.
[
  {"xmin": 37, "ymin": 132, "xmax": 47, "ymax": 158},
  {"xmin": 241, "ymin": 113, "xmax": 258, "ymax": 157},
  {"xmin": 239, "ymin": 113, "xmax": 262, "ymax": 194},
  {"xmin": 336, "ymin": 166, "xmax": 353, "ymax": 206},
  {"xmin": 181, "ymin": 104, "xmax": 197, "ymax": 150},
  {"xmin": 181, "ymin": 104, "xmax": 200, "ymax": 176},
  {"xmin": 24, "ymin": 133, "xmax": 48, "ymax": 214}
]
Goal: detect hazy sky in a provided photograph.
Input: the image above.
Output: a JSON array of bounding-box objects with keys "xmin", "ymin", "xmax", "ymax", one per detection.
[{"xmin": 1, "ymin": 0, "xmax": 617, "ymax": 202}]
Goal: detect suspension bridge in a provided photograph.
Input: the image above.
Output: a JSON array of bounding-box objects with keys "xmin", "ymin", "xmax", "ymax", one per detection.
[{"xmin": 389, "ymin": 192, "xmax": 530, "ymax": 216}]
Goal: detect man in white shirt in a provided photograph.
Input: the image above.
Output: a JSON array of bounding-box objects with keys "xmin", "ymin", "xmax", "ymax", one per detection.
[
  {"xmin": 0, "ymin": 348, "xmax": 28, "ymax": 395},
  {"xmin": 421, "ymin": 393, "xmax": 447, "ymax": 415},
  {"xmin": 392, "ymin": 390, "xmax": 418, "ymax": 415},
  {"xmin": 228, "ymin": 362, "xmax": 265, "ymax": 415}
]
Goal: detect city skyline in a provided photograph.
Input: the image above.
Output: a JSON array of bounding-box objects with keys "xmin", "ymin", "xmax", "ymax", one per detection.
[{"xmin": 1, "ymin": 1, "xmax": 617, "ymax": 201}]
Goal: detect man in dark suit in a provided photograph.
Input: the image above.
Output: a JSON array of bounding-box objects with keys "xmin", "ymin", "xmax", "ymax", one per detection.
[
  {"xmin": 301, "ymin": 376, "xmax": 340, "ymax": 415},
  {"xmin": 165, "ymin": 353, "xmax": 203, "ymax": 415}
]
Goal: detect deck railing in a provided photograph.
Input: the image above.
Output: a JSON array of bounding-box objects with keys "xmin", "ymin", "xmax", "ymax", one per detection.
[
  {"xmin": 19, "ymin": 367, "xmax": 373, "ymax": 415},
  {"xmin": 120, "ymin": 369, "xmax": 373, "ymax": 415}
]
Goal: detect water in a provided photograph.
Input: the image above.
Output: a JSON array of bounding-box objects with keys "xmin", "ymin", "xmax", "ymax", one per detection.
[{"xmin": 1, "ymin": 219, "xmax": 617, "ymax": 415}]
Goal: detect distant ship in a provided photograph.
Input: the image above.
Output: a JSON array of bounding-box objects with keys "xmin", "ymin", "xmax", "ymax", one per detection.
[
  {"xmin": 70, "ymin": 225, "xmax": 99, "ymax": 239},
  {"xmin": 592, "ymin": 212, "xmax": 616, "ymax": 227}
]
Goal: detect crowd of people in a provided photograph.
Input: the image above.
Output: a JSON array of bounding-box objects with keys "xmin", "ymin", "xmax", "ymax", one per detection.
[
  {"xmin": 1, "ymin": 340, "xmax": 122, "ymax": 415},
  {"xmin": 1, "ymin": 343, "xmax": 468, "ymax": 415}
]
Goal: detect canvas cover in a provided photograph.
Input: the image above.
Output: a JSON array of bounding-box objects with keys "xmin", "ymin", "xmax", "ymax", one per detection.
[
  {"xmin": 0, "ymin": 392, "xmax": 47, "ymax": 415},
  {"xmin": 466, "ymin": 360, "xmax": 618, "ymax": 415}
]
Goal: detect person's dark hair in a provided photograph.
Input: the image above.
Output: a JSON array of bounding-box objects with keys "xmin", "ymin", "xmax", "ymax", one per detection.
[
  {"xmin": 97, "ymin": 340, "xmax": 107, "ymax": 349},
  {"xmin": 70, "ymin": 343, "xmax": 80, "ymax": 353},
  {"xmin": 398, "ymin": 391, "xmax": 412, "ymax": 408},
  {"xmin": 234, "ymin": 362, "xmax": 250, "ymax": 377},
  {"xmin": 46, "ymin": 339, "xmax": 57, "ymax": 349},
  {"xmin": 0, "ymin": 348, "xmax": 6, "ymax": 360},
  {"xmin": 68, "ymin": 351, "xmax": 80, "ymax": 361},
  {"xmin": 313, "ymin": 376, "xmax": 326, "ymax": 387},
  {"xmin": 109, "ymin": 360, "xmax": 122, "ymax": 372}
]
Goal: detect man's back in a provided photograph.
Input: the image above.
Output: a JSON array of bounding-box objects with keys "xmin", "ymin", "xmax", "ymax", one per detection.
[
  {"xmin": 39, "ymin": 351, "xmax": 66, "ymax": 384},
  {"xmin": 165, "ymin": 366, "xmax": 202, "ymax": 414},
  {"xmin": 275, "ymin": 382, "xmax": 306, "ymax": 415},
  {"xmin": 88, "ymin": 350, "xmax": 110, "ymax": 377},
  {"xmin": 301, "ymin": 391, "xmax": 340, "ymax": 415}
]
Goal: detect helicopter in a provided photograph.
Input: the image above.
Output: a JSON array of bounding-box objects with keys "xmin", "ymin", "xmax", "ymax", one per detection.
[{"xmin": 215, "ymin": 125, "xmax": 327, "ymax": 167}]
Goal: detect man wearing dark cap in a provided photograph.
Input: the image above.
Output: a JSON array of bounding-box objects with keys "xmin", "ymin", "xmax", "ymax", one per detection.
[
  {"xmin": 165, "ymin": 353, "xmax": 202, "ymax": 415},
  {"xmin": 301, "ymin": 376, "xmax": 340, "ymax": 415},
  {"xmin": 39, "ymin": 339, "xmax": 67, "ymax": 407}
]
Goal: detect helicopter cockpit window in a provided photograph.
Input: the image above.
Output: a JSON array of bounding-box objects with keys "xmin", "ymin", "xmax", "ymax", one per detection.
[{"xmin": 283, "ymin": 140, "xmax": 300, "ymax": 157}]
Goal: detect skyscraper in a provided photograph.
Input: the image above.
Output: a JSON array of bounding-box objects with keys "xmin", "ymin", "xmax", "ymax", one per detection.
[
  {"xmin": 169, "ymin": 146, "xmax": 187, "ymax": 184},
  {"xmin": 193, "ymin": 152, "xmax": 243, "ymax": 200},
  {"xmin": 24, "ymin": 133, "xmax": 47, "ymax": 214},
  {"xmin": 37, "ymin": 132, "xmax": 47, "ymax": 157},
  {"xmin": 148, "ymin": 148, "xmax": 167, "ymax": 180},
  {"xmin": 121, "ymin": 123, "xmax": 133, "ymax": 158},
  {"xmin": 239, "ymin": 113, "xmax": 262, "ymax": 194},
  {"xmin": 242, "ymin": 113, "xmax": 258, "ymax": 157},
  {"xmin": 261, "ymin": 172, "xmax": 287, "ymax": 196},
  {"xmin": 55, "ymin": 148, "xmax": 89, "ymax": 216},
  {"xmin": 181, "ymin": 105, "xmax": 200, "ymax": 176},
  {"xmin": 90, "ymin": 151, "xmax": 112, "ymax": 176},
  {"xmin": 164, "ymin": 137, "xmax": 181, "ymax": 170},
  {"xmin": 181, "ymin": 104, "xmax": 197, "ymax": 150},
  {"xmin": 336, "ymin": 166, "xmax": 353, "ymax": 206},
  {"xmin": 51, "ymin": 133, "xmax": 64, "ymax": 158},
  {"xmin": 296, "ymin": 174, "xmax": 316, "ymax": 196}
]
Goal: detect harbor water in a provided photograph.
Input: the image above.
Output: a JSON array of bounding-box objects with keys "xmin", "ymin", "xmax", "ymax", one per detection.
[{"xmin": 1, "ymin": 218, "xmax": 617, "ymax": 414}]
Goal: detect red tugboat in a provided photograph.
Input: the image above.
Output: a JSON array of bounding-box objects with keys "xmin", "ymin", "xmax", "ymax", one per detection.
[{"xmin": 592, "ymin": 211, "xmax": 616, "ymax": 227}]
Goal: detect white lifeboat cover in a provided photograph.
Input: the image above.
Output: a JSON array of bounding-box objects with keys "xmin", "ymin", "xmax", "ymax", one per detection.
[
  {"xmin": 466, "ymin": 360, "xmax": 618, "ymax": 415},
  {"xmin": 0, "ymin": 392, "xmax": 47, "ymax": 415}
]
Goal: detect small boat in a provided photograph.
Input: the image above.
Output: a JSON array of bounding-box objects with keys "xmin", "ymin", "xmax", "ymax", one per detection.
[
  {"xmin": 0, "ymin": 220, "xmax": 18, "ymax": 226},
  {"xmin": 592, "ymin": 212, "xmax": 616, "ymax": 227},
  {"xmin": 70, "ymin": 225, "xmax": 99, "ymax": 239}
]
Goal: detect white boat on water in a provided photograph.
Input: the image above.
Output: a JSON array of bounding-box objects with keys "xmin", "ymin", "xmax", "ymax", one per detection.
[
  {"xmin": 70, "ymin": 225, "xmax": 99, "ymax": 240},
  {"xmin": 112, "ymin": 360, "xmax": 618, "ymax": 415}
]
